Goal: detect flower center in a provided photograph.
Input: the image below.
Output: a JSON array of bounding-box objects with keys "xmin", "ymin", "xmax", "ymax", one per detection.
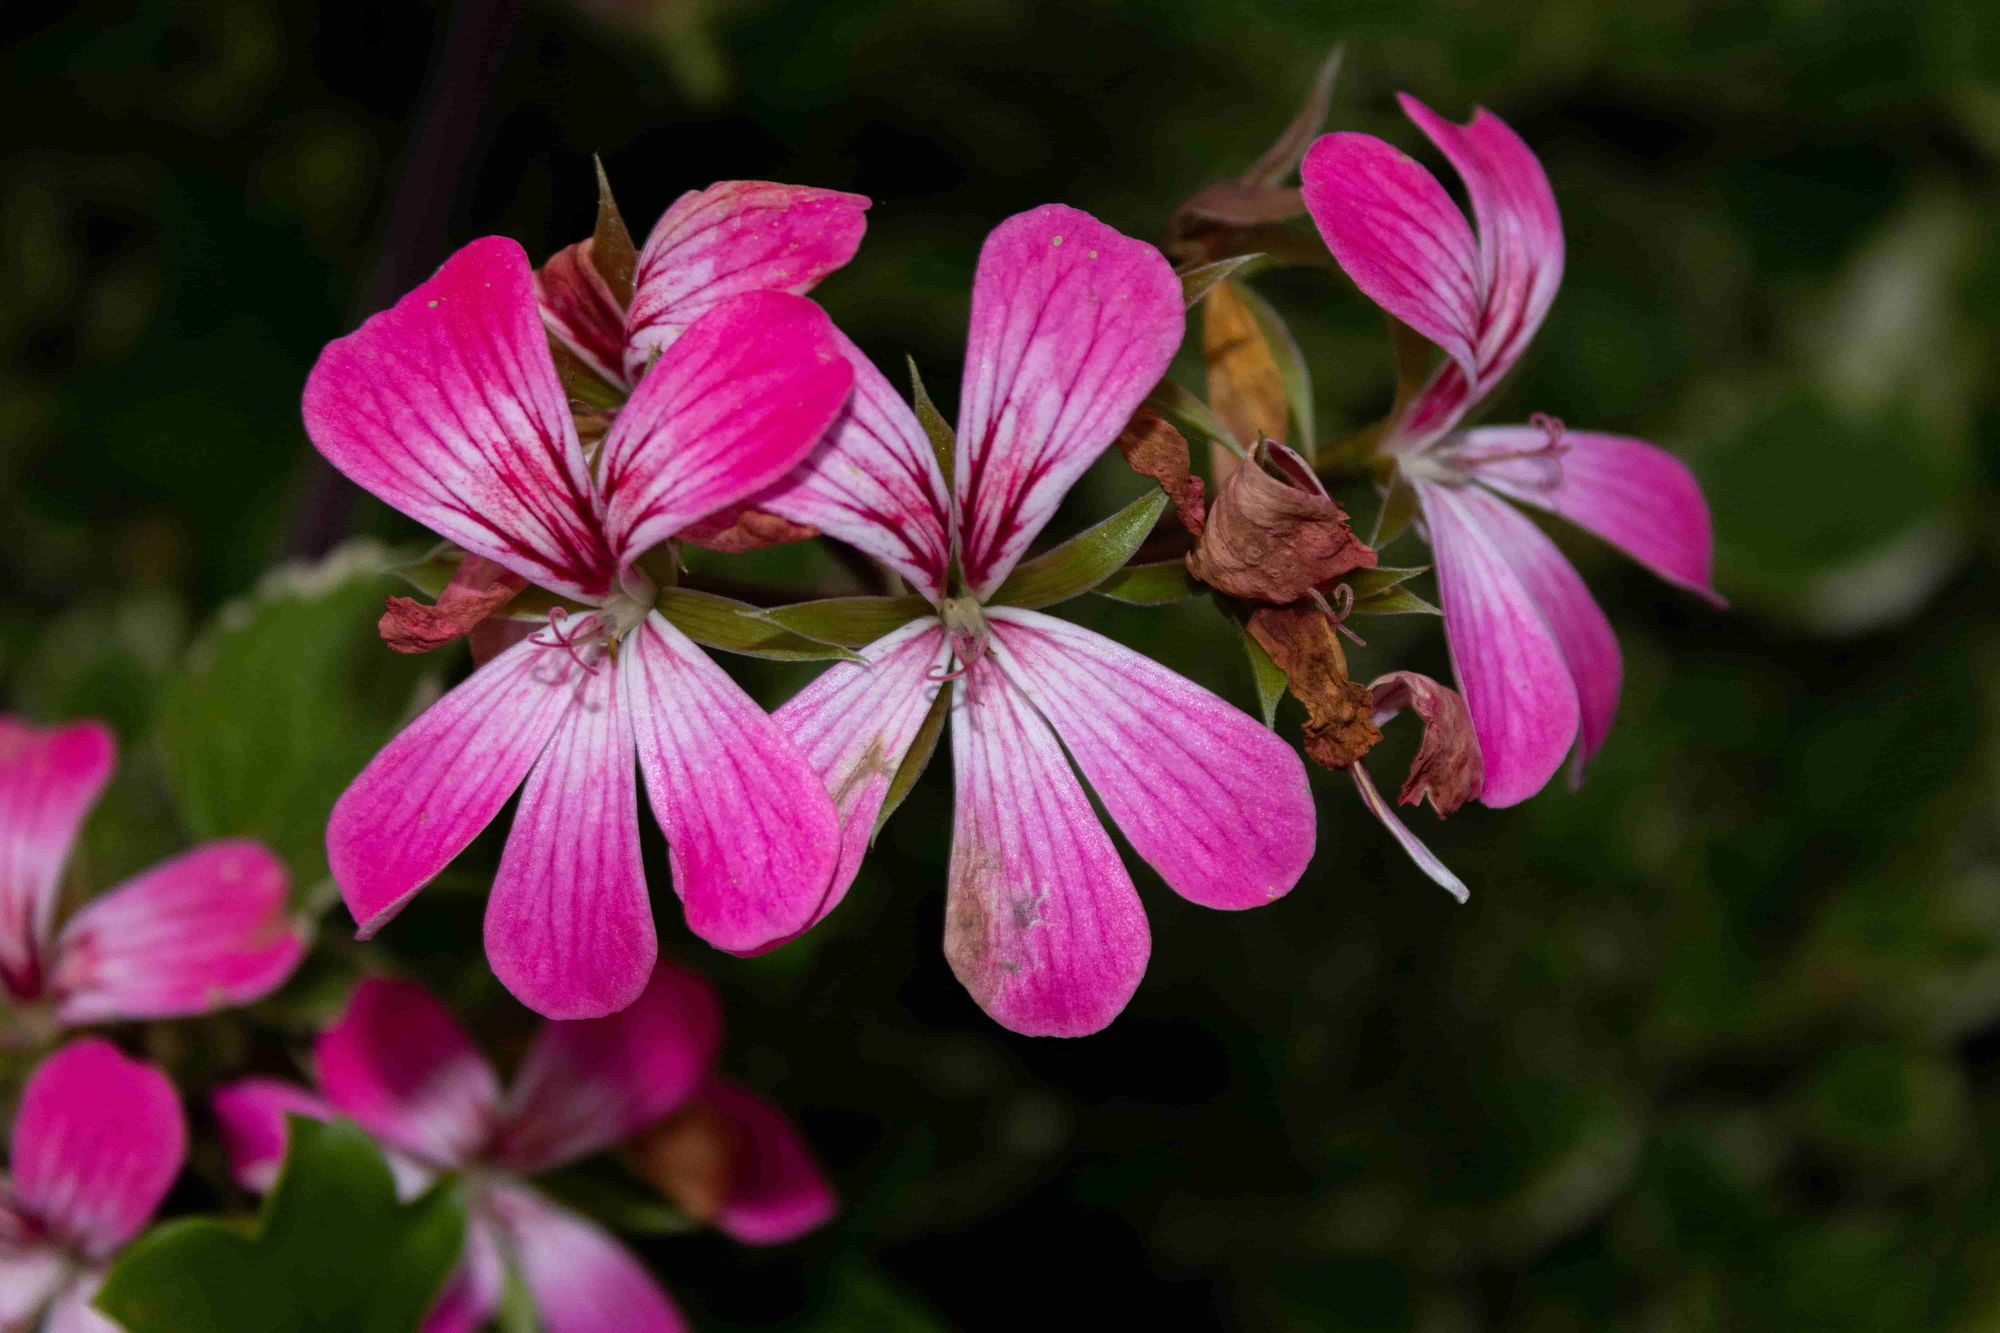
[
  {"xmin": 932, "ymin": 596, "xmax": 991, "ymax": 684},
  {"xmin": 1405, "ymin": 412, "xmax": 1569, "ymax": 493}
]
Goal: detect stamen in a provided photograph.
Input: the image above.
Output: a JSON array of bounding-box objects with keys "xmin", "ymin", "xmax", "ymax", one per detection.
[
  {"xmin": 532, "ymin": 607, "xmax": 601, "ymax": 675},
  {"xmin": 1310, "ymin": 583, "xmax": 1366, "ymax": 648}
]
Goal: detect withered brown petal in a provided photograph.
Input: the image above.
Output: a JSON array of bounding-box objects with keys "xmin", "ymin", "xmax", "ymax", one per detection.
[
  {"xmin": 1369, "ymin": 670, "xmax": 1485, "ymax": 815},
  {"xmin": 676, "ymin": 505, "xmax": 820, "ymax": 553},
  {"xmin": 1115, "ymin": 406, "xmax": 1206, "ymax": 535},
  {"xmin": 625, "ymin": 1098, "xmax": 745, "ymax": 1224},
  {"xmin": 1247, "ymin": 605, "xmax": 1380, "ymax": 770},
  {"xmin": 1189, "ymin": 460, "xmax": 1376, "ymax": 604},
  {"xmin": 378, "ymin": 554, "xmax": 528, "ymax": 655},
  {"xmin": 1203, "ymin": 281, "xmax": 1290, "ymax": 450},
  {"xmin": 1177, "ymin": 181, "xmax": 1308, "ymax": 227}
]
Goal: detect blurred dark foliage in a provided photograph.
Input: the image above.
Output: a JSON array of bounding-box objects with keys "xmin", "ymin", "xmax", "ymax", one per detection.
[{"xmin": 3, "ymin": 0, "xmax": 1998, "ymax": 1328}]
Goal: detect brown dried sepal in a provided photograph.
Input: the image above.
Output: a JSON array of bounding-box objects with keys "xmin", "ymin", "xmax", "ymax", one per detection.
[
  {"xmin": 1369, "ymin": 671, "xmax": 1484, "ymax": 814},
  {"xmin": 1115, "ymin": 406, "xmax": 1206, "ymax": 534},
  {"xmin": 379, "ymin": 554, "xmax": 527, "ymax": 655},
  {"xmin": 1204, "ymin": 281, "xmax": 1289, "ymax": 453},
  {"xmin": 1247, "ymin": 605, "xmax": 1380, "ymax": 770},
  {"xmin": 676, "ymin": 505, "xmax": 819, "ymax": 553},
  {"xmin": 626, "ymin": 1097, "xmax": 743, "ymax": 1224},
  {"xmin": 1189, "ymin": 460, "xmax": 1376, "ymax": 604}
]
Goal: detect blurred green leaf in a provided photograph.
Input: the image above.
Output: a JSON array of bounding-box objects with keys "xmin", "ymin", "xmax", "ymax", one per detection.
[{"xmin": 987, "ymin": 491, "xmax": 1167, "ymax": 610}]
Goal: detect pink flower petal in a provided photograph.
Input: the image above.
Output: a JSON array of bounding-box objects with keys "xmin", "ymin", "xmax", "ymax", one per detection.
[
  {"xmin": 211, "ymin": 1078, "xmax": 337, "ymax": 1193},
  {"xmin": 623, "ymin": 180, "xmax": 869, "ymax": 380},
  {"xmin": 1348, "ymin": 765, "xmax": 1469, "ymax": 902},
  {"xmin": 0, "ymin": 718, "xmax": 113, "ymax": 1003},
  {"xmin": 420, "ymin": 1217, "xmax": 505, "ymax": 1333},
  {"xmin": 537, "ymin": 238, "xmax": 630, "ymax": 389},
  {"xmin": 0, "ymin": 1246, "xmax": 68, "ymax": 1330},
  {"xmin": 953, "ymin": 204, "xmax": 1183, "ymax": 598},
  {"xmin": 484, "ymin": 654, "xmax": 652, "ymax": 1020},
  {"xmin": 698, "ymin": 1078, "xmax": 836, "ymax": 1246},
  {"xmin": 755, "ymin": 332, "xmax": 953, "ymax": 600},
  {"xmin": 623, "ymin": 613, "xmax": 842, "ymax": 956},
  {"xmin": 493, "ymin": 961, "xmax": 723, "ymax": 1171},
  {"xmin": 1417, "ymin": 482, "xmax": 1578, "ymax": 807},
  {"xmin": 48, "ymin": 839, "xmax": 303, "ymax": 1025},
  {"xmin": 986, "ymin": 609, "xmax": 1314, "ymax": 910},
  {"xmin": 313, "ymin": 977, "xmax": 500, "ymax": 1169},
  {"xmin": 42, "ymin": 1272, "xmax": 115, "ymax": 1333},
  {"xmin": 486, "ymin": 1183, "xmax": 688, "ymax": 1333},
  {"xmin": 328, "ymin": 632, "xmax": 581, "ymax": 940},
  {"xmin": 946, "ymin": 659, "xmax": 1149, "ymax": 1036},
  {"xmin": 10, "ymin": 1039, "xmax": 186, "ymax": 1258},
  {"xmin": 773, "ymin": 618, "xmax": 950, "ymax": 928},
  {"xmin": 301, "ymin": 236, "xmax": 617, "ymax": 600},
  {"xmin": 599, "ymin": 291, "xmax": 854, "ymax": 567},
  {"xmin": 1457, "ymin": 427, "xmax": 1724, "ymax": 605}
]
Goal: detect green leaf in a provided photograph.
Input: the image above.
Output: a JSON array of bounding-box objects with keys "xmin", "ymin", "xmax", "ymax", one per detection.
[
  {"xmin": 1351, "ymin": 584, "xmax": 1440, "ymax": 616},
  {"xmin": 876, "ymin": 679, "xmax": 952, "ymax": 838},
  {"xmin": 95, "ymin": 1117, "xmax": 465, "ymax": 1333},
  {"xmin": 1236, "ymin": 282, "xmax": 1315, "ymax": 451},
  {"xmin": 655, "ymin": 587, "xmax": 865, "ymax": 662},
  {"xmin": 1093, "ymin": 558, "xmax": 1202, "ymax": 606},
  {"xmin": 1243, "ymin": 629, "xmax": 1288, "ymax": 728},
  {"xmin": 763, "ymin": 594, "xmax": 934, "ymax": 647},
  {"xmin": 908, "ymin": 356, "xmax": 955, "ymax": 479},
  {"xmin": 1179, "ymin": 254, "xmax": 1263, "ymax": 307},
  {"xmin": 1144, "ymin": 380, "xmax": 1246, "ymax": 462},
  {"xmin": 157, "ymin": 543, "xmax": 439, "ymax": 888},
  {"xmin": 986, "ymin": 490, "xmax": 1168, "ymax": 610}
]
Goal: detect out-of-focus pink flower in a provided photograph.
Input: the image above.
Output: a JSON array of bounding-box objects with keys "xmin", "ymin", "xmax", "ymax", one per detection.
[
  {"xmin": 0, "ymin": 1039, "xmax": 187, "ymax": 1332},
  {"xmin": 0, "ymin": 718, "xmax": 302, "ymax": 1029},
  {"xmin": 305, "ymin": 238, "xmax": 856, "ymax": 1019},
  {"xmin": 1301, "ymin": 96, "xmax": 1723, "ymax": 806},
  {"xmin": 768, "ymin": 204, "xmax": 1317, "ymax": 1037},
  {"xmin": 214, "ymin": 970, "xmax": 832, "ymax": 1333}
]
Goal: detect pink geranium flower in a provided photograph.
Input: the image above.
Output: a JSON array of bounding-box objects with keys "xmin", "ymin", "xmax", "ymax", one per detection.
[
  {"xmin": 1301, "ymin": 96, "xmax": 1723, "ymax": 805},
  {"xmin": 758, "ymin": 204, "xmax": 1316, "ymax": 1036},
  {"xmin": 305, "ymin": 237, "xmax": 856, "ymax": 1019},
  {"xmin": 0, "ymin": 718, "xmax": 302, "ymax": 1030},
  {"xmin": 214, "ymin": 971, "xmax": 832, "ymax": 1333},
  {"xmin": 0, "ymin": 1039, "xmax": 188, "ymax": 1332}
]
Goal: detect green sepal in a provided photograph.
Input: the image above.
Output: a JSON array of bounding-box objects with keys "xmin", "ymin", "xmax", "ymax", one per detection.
[
  {"xmin": 1235, "ymin": 282, "xmax": 1315, "ymax": 453},
  {"xmin": 877, "ymin": 678, "xmax": 952, "ymax": 839},
  {"xmin": 654, "ymin": 587, "xmax": 865, "ymax": 662},
  {"xmin": 1179, "ymin": 254, "xmax": 1263, "ymax": 307},
  {"xmin": 986, "ymin": 490, "xmax": 1168, "ymax": 610},
  {"xmin": 1351, "ymin": 584, "xmax": 1441, "ymax": 616},
  {"xmin": 1371, "ymin": 472, "xmax": 1420, "ymax": 548},
  {"xmin": 589, "ymin": 155, "xmax": 639, "ymax": 307},
  {"xmin": 1144, "ymin": 381, "xmax": 1246, "ymax": 462},
  {"xmin": 1243, "ymin": 628, "xmax": 1288, "ymax": 729},
  {"xmin": 763, "ymin": 594, "xmax": 934, "ymax": 647},
  {"xmin": 1344, "ymin": 565, "xmax": 1427, "ymax": 599},
  {"xmin": 909, "ymin": 356, "xmax": 955, "ymax": 479},
  {"xmin": 1093, "ymin": 558, "xmax": 1203, "ymax": 606}
]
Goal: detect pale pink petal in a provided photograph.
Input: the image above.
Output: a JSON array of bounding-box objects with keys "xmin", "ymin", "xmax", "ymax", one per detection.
[
  {"xmin": 599, "ymin": 291, "xmax": 854, "ymax": 566},
  {"xmin": 946, "ymin": 659, "xmax": 1149, "ymax": 1036},
  {"xmin": 699, "ymin": 1079, "xmax": 836, "ymax": 1245},
  {"xmin": 10, "ymin": 1039, "xmax": 185, "ymax": 1258},
  {"xmin": 772, "ymin": 618, "xmax": 950, "ymax": 928},
  {"xmin": 624, "ymin": 180, "xmax": 869, "ymax": 379},
  {"xmin": 537, "ymin": 239, "xmax": 630, "ymax": 388},
  {"xmin": 313, "ymin": 977, "xmax": 500, "ymax": 1169},
  {"xmin": 49, "ymin": 840, "xmax": 303, "ymax": 1025},
  {"xmin": 954, "ymin": 205, "xmax": 1183, "ymax": 598},
  {"xmin": 623, "ymin": 613, "xmax": 841, "ymax": 956},
  {"xmin": 420, "ymin": 1217, "xmax": 505, "ymax": 1333},
  {"xmin": 487, "ymin": 1184, "xmax": 687, "ymax": 1333},
  {"xmin": 1301, "ymin": 131, "xmax": 1481, "ymax": 381},
  {"xmin": 0, "ymin": 719, "xmax": 114, "ymax": 1003},
  {"xmin": 754, "ymin": 332, "xmax": 952, "ymax": 599},
  {"xmin": 1417, "ymin": 481, "xmax": 1577, "ymax": 807},
  {"xmin": 211, "ymin": 1077, "xmax": 434, "ymax": 1199},
  {"xmin": 1456, "ymin": 427, "xmax": 1723, "ymax": 604},
  {"xmin": 0, "ymin": 1246, "xmax": 67, "ymax": 1330},
  {"xmin": 42, "ymin": 1272, "xmax": 116, "ymax": 1333},
  {"xmin": 328, "ymin": 631, "xmax": 581, "ymax": 939},
  {"xmin": 484, "ymin": 655, "xmax": 652, "ymax": 1020},
  {"xmin": 1349, "ymin": 765, "xmax": 1469, "ymax": 902},
  {"xmin": 493, "ymin": 961, "xmax": 722, "ymax": 1171},
  {"xmin": 301, "ymin": 236, "xmax": 617, "ymax": 600},
  {"xmin": 986, "ymin": 609, "xmax": 1313, "ymax": 911}
]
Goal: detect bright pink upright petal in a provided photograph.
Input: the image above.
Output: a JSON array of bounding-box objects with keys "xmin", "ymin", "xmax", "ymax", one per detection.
[
  {"xmin": 10, "ymin": 1039, "xmax": 185, "ymax": 1258},
  {"xmin": 301, "ymin": 236, "xmax": 616, "ymax": 600},
  {"xmin": 947, "ymin": 660, "xmax": 1149, "ymax": 1037},
  {"xmin": 1418, "ymin": 482, "xmax": 1578, "ymax": 807},
  {"xmin": 953, "ymin": 204, "xmax": 1183, "ymax": 598},
  {"xmin": 211, "ymin": 1078, "xmax": 336, "ymax": 1193},
  {"xmin": 537, "ymin": 238, "xmax": 630, "ymax": 388},
  {"xmin": 49, "ymin": 840, "xmax": 302, "ymax": 1025},
  {"xmin": 494, "ymin": 962, "xmax": 722, "ymax": 1172},
  {"xmin": 698, "ymin": 1079, "xmax": 836, "ymax": 1245},
  {"xmin": 328, "ymin": 632, "xmax": 581, "ymax": 939},
  {"xmin": 773, "ymin": 618, "xmax": 950, "ymax": 927},
  {"xmin": 623, "ymin": 180, "xmax": 869, "ymax": 379},
  {"xmin": 987, "ymin": 609, "xmax": 1314, "ymax": 910},
  {"xmin": 484, "ymin": 655, "xmax": 652, "ymax": 1020},
  {"xmin": 487, "ymin": 1184, "xmax": 688, "ymax": 1333},
  {"xmin": 0, "ymin": 719, "xmax": 113, "ymax": 1002},
  {"xmin": 599, "ymin": 291, "xmax": 853, "ymax": 565},
  {"xmin": 313, "ymin": 977, "xmax": 500, "ymax": 1169},
  {"xmin": 755, "ymin": 333, "xmax": 953, "ymax": 599},
  {"xmin": 624, "ymin": 614, "xmax": 841, "ymax": 956}
]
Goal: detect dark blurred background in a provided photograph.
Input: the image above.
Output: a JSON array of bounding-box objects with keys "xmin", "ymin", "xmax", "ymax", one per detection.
[{"xmin": 4, "ymin": 1, "xmax": 1998, "ymax": 1328}]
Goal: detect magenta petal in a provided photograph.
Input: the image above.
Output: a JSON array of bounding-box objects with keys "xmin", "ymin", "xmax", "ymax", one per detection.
[
  {"xmin": 419, "ymin": 1217, "xmax": 505, "ymax": 1333},
  {"xmin": 487, "ymin": 1184, "xmax": 688, "ymax": 1333},
  {"xmin": 0, "ymin": 718, "xmax": 113, "ymax": 1002},
  {"xmin": 599, "ymin": 291, "xmax": 855, "ymax": 566},
  {"xmin": 1418, "ymin": 482, "xmax": 1578, "ymax": 807},
  {"xmin": 10, "ymin": 1039, "xmax": 186, "ymax": 1258},
  {"xmin": 328, "ymin": 632, "xmax": 580, "ymax": 940},
  {"xmin": 624, "ymin": 613, "xmax": 842, "ymax": 955},
  {"xmin": 41, "ymin": 1273, "xmax": 113, "ymax": 1333},
  {"xmin": 1349, "ymin": 765, "xmax": 1469, "ymax": 902},
  {"xmin": 313, "ymin": 977, "xmax": 500, "ymax": 1168},
  {"xmin": 624, "ymin": 180, "xmax": 869, "ymax": 380},
  {"xmin": 211, "ymin": 1078, "xmax": 336, "ymax": 1193},
  {"xmin": 755, "ymin": 332, "xmax": 953, "ymax": 600},
  {"xmin": 773, "ymin": 619, "xmax": 950, "ymax": 928},
  {"xmin": 947, "ymin": 660, "xmax": 1149, "ymax": 1036},
  {"xmin": 1459, "ymin": 427, "xmax": 1723, "ymax": 604},
  {"xmin": 954, "ymin": 204, "xmax": 1184, "ymax": 599},
  {"xmin": 485, "ymin": 655, "xmax": 652, "ymax": 1020},
  {"xmin": 49, "ymin": 839, "xmax": 303, "ymax": 1025},
  {"xmin": 537, "ymin": 239, "xmax": 631, "ymax": 389},
  {"xmin": 301, "ymin": 236, "xmax": 616, "ymax": 600},
  {"xmin": 494, "ymin": 962, "xmax": 723, "ymax": 1172},
  {"xmin": 698, "ymin": 1079, "xmax": 836, "ymax": 1245},
  {"xmin": 986, "ymin": 609, "xmax": 1314, "ymax": 910}
]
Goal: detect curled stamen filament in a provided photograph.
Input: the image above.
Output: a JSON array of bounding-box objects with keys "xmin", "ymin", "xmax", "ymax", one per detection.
[
  {"xmin": 1310, "ymin": 583, "xmax": 1366, "ymax": 648},
  {"xmin": 533, "ymin": 607, "xmax": 601, "ymax": 675}
]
